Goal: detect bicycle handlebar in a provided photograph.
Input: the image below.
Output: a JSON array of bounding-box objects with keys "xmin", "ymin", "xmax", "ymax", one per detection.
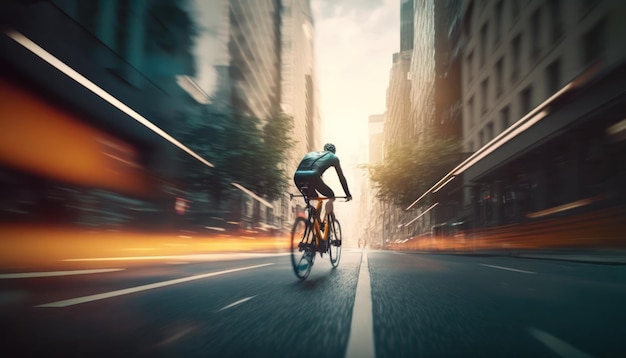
[{"xmin": 289, "ymin": 194, "xmax": 350, "ymax": 200}]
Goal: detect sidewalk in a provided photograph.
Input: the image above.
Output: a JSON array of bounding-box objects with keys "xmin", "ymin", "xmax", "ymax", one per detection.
[
  {"xmin": 510, "ymin": 249, "xmax": 626, "ymax": 265},
  {"xmin": 405, "ymin": 248, "xmax": 626, "ymax": 265}
]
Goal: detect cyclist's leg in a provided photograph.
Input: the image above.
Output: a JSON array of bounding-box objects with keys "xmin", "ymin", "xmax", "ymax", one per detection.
[
  {"xmin": 294, "ymin": 173, "xmax": 320, "ymax": 222},
  {"xmin": 313, "ymin": 177, "xmax": 336, "ymax": 216}
]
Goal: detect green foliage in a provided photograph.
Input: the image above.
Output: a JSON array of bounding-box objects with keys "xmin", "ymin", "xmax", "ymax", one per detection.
[
  {"xmin": 367, "ymin": 138, "xmax": 462, "ymax": 208},
  {"xmin": 182, "ymin": 108, "xmax": 295, "ymax": 203}
]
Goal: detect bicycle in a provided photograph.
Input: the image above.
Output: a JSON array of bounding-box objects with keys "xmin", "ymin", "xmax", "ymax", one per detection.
[{"xmin": 289, "ymin": 193, "xmax": 346, "ymax": 280}]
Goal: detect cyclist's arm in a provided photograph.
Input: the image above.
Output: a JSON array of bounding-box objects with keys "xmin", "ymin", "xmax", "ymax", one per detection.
[{"xmin": 334, "ymin": 160, "xmax": 351, "ymax": 197}]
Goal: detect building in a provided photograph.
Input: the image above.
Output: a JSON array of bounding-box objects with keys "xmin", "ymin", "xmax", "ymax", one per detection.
[
  {"xmin": 228, "ymin": 0, "xmax": 282, "ymax": 122},
  {"xmin": 0, "ymin": 0, "xmax": 203, "ymax": 228},
  {"xmin": 280, "ymin": 0, "xmax": 322, "ymax": 230},
  {"xmin": 410, "ymin": 0, "xmax": 436, "ymax": 145},
  {"xmin": 405, "ymin": 0, "xmax": 626, "ymax": 243},
  {"xmin": 367, "ymin": 114, "xmax": 385, "ymax": 247}
]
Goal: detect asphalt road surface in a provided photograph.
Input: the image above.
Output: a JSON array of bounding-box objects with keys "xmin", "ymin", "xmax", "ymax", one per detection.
[{"xmin": 1, "ymin": 249, "xmax": 625, "ymax": 357}]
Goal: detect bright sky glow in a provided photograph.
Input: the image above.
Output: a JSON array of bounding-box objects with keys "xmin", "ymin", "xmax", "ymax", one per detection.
[
  {"xmin": 313, "ymin": 0, "xmax": 398, "ymax": 168},
  {"xmin": 312, "ymin": 0, "xmax": 398, "ymax": 239}
]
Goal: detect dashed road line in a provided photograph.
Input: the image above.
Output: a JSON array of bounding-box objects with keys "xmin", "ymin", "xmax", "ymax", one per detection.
[
  {"xmin": 36, "ymin": 263, "xmax": 273, "ymax": 308},
  {"xmin": 217, "ymin": 296, "xmax": 257, "ymax": 312},
  {"xmin": 480, "ymin": 263, "xmax": 536, "ymax": 274},
  {"xmin": 529, "ymin": 327, "xmax": 593, "ymax": 358},
  {"xmin": 0, "ymin": 268, "xmax": 124, "ymax": 279},
  {"xmin": 346, "ymin": 251, "xmax": 375, "ymax": 358}
]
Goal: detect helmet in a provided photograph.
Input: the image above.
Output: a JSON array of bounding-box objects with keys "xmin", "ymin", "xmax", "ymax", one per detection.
[{"xmin": 323, "ymin": 143, "xmax": 336, "ymax": 153}]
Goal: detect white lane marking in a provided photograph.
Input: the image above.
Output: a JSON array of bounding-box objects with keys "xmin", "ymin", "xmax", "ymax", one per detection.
[
  {"xmin": 157, "ymin": 325, "xmax": 197, "ymax": 346},
  {"xmin": 346, "ymin": 251, "xmax": 375, "ymax": 358},
  {"xmin": 63, "ymin": 253, "xmax": 290, "ymax": 262},
  {"xmin": 480, "ymin": 264, "xmax": 536, "ymax": 274},
  {"xmin": 0, "ymin": 268, "xmax": 124, "ymax": 279},
  {"xmin": 217, "ymin": 296, "xmax": 256, "ymax": 312},
  {"xmin": 529, "ymin": 327, "xmax": 593, "ymax": 358},
  {"xmin": 36, "ymin": 263, "xmax": 273, "ymax": 308}
]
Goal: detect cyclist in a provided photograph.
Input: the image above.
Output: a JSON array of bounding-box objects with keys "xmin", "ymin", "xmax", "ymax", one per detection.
[{"xmin": 293, "ymin": 143, "xmax": 352, "ymax": 219}]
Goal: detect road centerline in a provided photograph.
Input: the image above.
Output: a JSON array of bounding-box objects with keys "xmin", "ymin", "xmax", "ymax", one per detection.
[
  {"xmin": 35, "ymin": 263, "xmax": 273, "ymax": 308},
  {"xmin": 346, "ymin": 251, "xmax": 375, "ymax": 358},
  {"xmin": 480, "ymin": 263, "xmax": 536, "ymax": 274}
]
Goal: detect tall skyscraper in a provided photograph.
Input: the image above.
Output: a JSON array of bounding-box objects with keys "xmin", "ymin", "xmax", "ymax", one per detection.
[
  {"xmin": 410, "ymin": 0, "xmax": 436, "ymax": 144},
  {"xmin": 400, "ymin": 0, "xmax": 415, "ymax": 52},
  {"xmin": 280, "ymin": 0, "xmax": 322, "ymax": 228},
  {"xmin": 281, "ymin": 0, "xmax": 321, "ymax": 164},
  {"xmin": 228, "ymin": 0, "xmax": 282, "ymax": 121}
]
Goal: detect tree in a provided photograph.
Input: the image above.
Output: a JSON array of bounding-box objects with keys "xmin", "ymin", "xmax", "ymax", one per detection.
[
  {"xmin": 255, "ymin": 111, "xmax": 296, "ymax": 201},
  {"xmin": 181, "ymin": 108, "xmax": 295, "ymax": 204},
  {"xmin": 367, "ymin": 138, "xmax": 462, "ymax": 208}
]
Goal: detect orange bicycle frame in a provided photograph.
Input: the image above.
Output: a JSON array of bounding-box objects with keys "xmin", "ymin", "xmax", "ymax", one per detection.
[{"xmin": 310, "ymin": 198, "xmax": 331, "ymax": 246}]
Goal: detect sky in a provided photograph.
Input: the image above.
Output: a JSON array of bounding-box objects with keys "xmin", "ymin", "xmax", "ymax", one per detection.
[
  {"xmin": 311, "ymin": 0, "xmax": 399, "ymax": 239},
  {"xmin": 312, "ymin": 0, "xmax": 399, "ymax": 168}
]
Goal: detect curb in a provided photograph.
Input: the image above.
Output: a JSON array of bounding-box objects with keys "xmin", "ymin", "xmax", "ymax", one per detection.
[{"xmin": 400, "ymin": 250, "xmax": 626, "ymax": 265}]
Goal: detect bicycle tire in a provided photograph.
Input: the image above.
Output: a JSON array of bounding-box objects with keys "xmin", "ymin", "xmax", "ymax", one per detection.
[
  {"xmin": 290, "ymin": 217, "xmax": 313, "ymax": 280},
  {"xmin": 328, "ymin": 215, "xmax": 342, "ymax": 268}
]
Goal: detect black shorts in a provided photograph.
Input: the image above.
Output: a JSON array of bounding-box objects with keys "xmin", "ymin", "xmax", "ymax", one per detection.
[{"xmin": 293, "ymin": 171, "xmax": 335, "ymax": 199}]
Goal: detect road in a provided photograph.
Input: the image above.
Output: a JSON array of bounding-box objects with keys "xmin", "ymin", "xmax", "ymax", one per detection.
[{"xmin": 1, "ymin": 249, "xmax": 625, "ymax": 357}]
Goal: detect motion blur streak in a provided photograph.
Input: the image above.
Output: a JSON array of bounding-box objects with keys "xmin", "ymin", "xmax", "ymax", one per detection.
[
  {"xmin": 0, "ymin": 77, "xmax": 149, "ymax": 194},
  {"xmin": 4, "ymin": 30, "xmax": 214, "ymax": 169},
  {"xmin": 0, "ymin": 225, "xmax": 289, "ymax": 270},
  {"xmin": 389, "ymin": 208, "xmax": 626, "ymax": 252},
  {"xmin": 0, "ymin": 268, "xmax": 124, "ymax": 279}
]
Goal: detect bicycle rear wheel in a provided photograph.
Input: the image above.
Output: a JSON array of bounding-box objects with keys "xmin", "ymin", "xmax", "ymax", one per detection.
[
  {"xmin": 328, "ymin": 215, "xmax": 342, "ymax": 268},
  {"xmin": 290, "ymin": 217, "xmax": 313, "ymax": 279}
]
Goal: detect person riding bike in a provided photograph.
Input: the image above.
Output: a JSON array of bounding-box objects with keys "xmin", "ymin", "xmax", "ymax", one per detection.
[{"xmin": 293, "ymin": 143, "xmax": 352, "ymax": 220}]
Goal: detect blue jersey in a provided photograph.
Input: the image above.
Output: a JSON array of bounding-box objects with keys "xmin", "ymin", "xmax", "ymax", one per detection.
[{"xmin": 295, "ymin": 150, "xmax": 351, "ymax": 197}]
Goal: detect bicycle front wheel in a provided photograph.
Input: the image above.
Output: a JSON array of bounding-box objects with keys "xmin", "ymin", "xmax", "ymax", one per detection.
[
  {"xmin": 291, "ymin": 217, "xmax": 313, "ymax": 279},
  {"xmin": 328, "ymin": 215, "xmax": 342, "ymax": 268}
]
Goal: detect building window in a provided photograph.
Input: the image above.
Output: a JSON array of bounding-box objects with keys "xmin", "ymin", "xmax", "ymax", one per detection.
[
  {"xmin": 494, "ymin": 1, "xmax": 503, "ymax": 46},
  {"xmin": 520, "ymin": 86, "xmax": 533, "ymax": 117},
  {"xmin": 530, "ymin": 8, "xmax": 542, "ymax": 59},
  {"xmin": 467, "ymin": 96, "xmax": 475, "ymax": 128},
  {"xmin": 546, "ymin": 58, "xmax": 561, "ymax": 95},
  {"xmin": 582, "ymin": 19, "xmax": 606, "ymax": 66},
  {"xmin": 547, "ymin": 0, "xmax": 563, "ymax": 43},
  {"xmin": 580, "ymin": 0, "xmax": 601, "ymax": 16},
  {"xmin": 480, "ymin": 22, "xmax": 489, "ymax": 68},
  {"xmin": 511, "ymin": 0, "xmax": 520, "ymax": 25},
  {"xmin": 481, "ymin": 79, "xmax": 489, "ymax": 114},
  {"xmin": 478, "ymin": 130, "xmax": 484, "ymax": 147},
  {"xmin": 467, "ymin": 50, "xmax": 474, "ymax": 82},
  {"xmin": 114, "ymin": 1, "xmax": 132, "ymax": 58},
  {"xmin": 485, "ymin": 121, "xmax": 494, "ymax": 143},
  {"xmin": 511, "ymin": 34, "xmax": 522, "ymax": 82},
  {"xmin": 464, "ymin": 1, "xmax": 474, "ymax": 36},
  {"xmin": 495, "ymin": 58, "xmax": 504, "ymax": 98},
  {"xmin": 500, "ymin": 106, "xmax": 510, "ymax": 131}
]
